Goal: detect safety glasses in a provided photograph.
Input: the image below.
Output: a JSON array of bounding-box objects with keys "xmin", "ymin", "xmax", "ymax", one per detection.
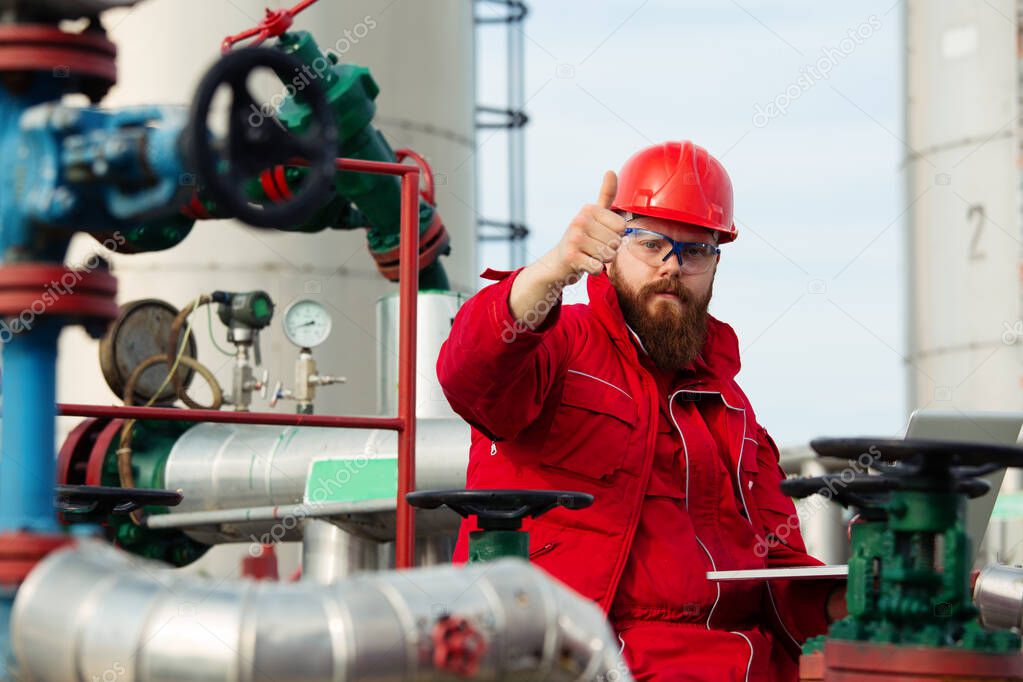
[{"xmin": 622, "ymin": 227, "xmax": 720, "ymax": 274}]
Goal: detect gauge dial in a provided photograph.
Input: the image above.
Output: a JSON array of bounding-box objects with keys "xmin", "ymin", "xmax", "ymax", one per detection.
[{"xmin": 282, "ymin": 299, "xmax": 332, "ymax": 348}]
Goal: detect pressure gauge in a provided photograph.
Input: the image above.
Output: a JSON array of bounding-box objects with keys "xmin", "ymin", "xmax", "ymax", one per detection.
[{"xmin": 282, "ymin": 299, "xmax": 332, "ymax": 348}]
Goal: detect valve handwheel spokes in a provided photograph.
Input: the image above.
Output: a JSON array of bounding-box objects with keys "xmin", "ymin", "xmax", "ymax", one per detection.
[{"xmin": 187, "ymin": 47, "xmax": 337, "ymax": 228}]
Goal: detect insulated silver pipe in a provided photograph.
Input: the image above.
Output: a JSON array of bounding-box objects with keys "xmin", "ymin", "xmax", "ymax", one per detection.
[
  {"xmin": 165, "ymin": 419, "xmax": 468, "ymax": 512},
  {"xmin": 377, "ymin": 292, "xmax": 469, "ymax": 419},
  {"xmin": 12, "ymin": 542, "xmax": 632, "ymax": 682},
  {"xmin": 974, "ymin": 563, "xmax": 1023, "ymax": 631},
  {"xmin": 160, "ymin": 418, "xmax": 468, "ymax": 544},
  {"xmin": 301, "ymin": 519, "xmax": 379, "ymax": 583}
]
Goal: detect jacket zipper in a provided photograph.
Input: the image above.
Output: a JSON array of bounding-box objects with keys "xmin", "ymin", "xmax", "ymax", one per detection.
[
  {"xmin": 601, "ymin": 371, "xmax": 659, "ymax": 613},
  {"xmin": 668, "ymin": 389, "xmax": 718, "ymax": 629},
  {"xmin": 669, "ymin": 388, "xmax": 754, "ymax": 682},
  {"xmin": 490, "ymin": 440, "xmax": 497, "ymax": 456},
  {"xmin": 529, "ymin": 542, "xmax": 558, "ymax": 559}
]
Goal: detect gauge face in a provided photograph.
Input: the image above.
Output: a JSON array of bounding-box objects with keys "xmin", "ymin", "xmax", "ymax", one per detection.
[
  {"xmin": 282, "ymin": 300, "xmax": 332, "ymax": 348},
  {"xmin": 100, "ymin": 299, "xmax": 197, "ymax": 404}
]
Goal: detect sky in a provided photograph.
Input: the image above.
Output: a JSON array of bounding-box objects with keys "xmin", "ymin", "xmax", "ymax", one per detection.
[{"xmin": 476, "ymin": 0, "xmax": 905, "ymax": 448}]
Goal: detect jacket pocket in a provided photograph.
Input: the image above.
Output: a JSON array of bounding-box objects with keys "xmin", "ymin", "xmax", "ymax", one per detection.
[{"xmin": 540, "ymin": 370, "xmax": 639, "ymax": 482}]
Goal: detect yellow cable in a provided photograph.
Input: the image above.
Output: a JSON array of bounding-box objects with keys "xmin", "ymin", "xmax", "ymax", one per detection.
[
  {"xmin": 118, "ymin": 294, "xmax": 221, "ymax": 525},
  {"xmin": 142, "ymin": 294, "xmax": 202, "ymax": 408}
]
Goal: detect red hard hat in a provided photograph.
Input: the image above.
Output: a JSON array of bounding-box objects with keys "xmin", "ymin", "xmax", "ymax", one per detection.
[{"xmin": 612, "ymin": 140, "xmax": 737, "ymax": 243}]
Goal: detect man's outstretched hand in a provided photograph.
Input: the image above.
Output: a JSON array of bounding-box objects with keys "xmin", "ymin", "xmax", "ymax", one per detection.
[
  {"xmin": 542, "ymin": 170, "xmax": 627, "ymax": 280},
  {"xmin": 508, "ymin": 171, "xmax": 628, "ymax": 326}
]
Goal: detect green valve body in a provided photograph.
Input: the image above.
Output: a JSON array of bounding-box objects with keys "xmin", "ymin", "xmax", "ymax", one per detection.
[
  {"xmin": 467, "ymin": 530, "xmax": 530, "ymax": 563},
  {"xmin": 809, "ymin": 489, "xmax": 1021, "ymax": 654},
  {"xmin": 97, "ymin": 420, "xmax": 207, "ymax": 566},
  {"xmin": 114, "ymin": 214, "xmax": 195, "ymax": 254},
  {"xmin": 271, "ymin": 31, "xmax": 450, "ymax": 290},
  {"xmin": 405, "ymin": 490, "xmax": 594, "ymax": 565}
]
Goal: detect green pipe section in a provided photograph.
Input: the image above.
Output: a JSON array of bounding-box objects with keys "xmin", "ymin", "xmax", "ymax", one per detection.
[
  {"xmin": 82, "ymin": 420, "xmax": 208, "ymax": 566},
  {"xmin": 274, "ymin": 31, "xmax": 450, "ymax": 290}
]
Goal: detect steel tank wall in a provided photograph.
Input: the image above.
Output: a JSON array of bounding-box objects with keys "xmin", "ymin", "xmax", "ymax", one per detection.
[
  {"xmin": 57, "ymin": 0, "xmax": 477, "ymax": 430},
  {"xmin": 377, "ymin": 291, "xmax": 469, "ymax": 418},
  {"xmin": 904, "ymin": 0, "xmax": 1022, "ymax": 562},
  {"xmin": 905, "ymin": 0, "xmax": 1019, "ymax": 412}
]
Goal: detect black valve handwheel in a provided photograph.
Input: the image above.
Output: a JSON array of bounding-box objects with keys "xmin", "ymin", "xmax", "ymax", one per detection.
[
  {"xmin": 56, "ymin": 484, "xmax": 182, "ymax": 523},
  {"xmin": 810, "ymin": 437, "xmax": 1023, "ymax": 472},
  {"xmin": 187, "ymin": 47, "xmax": 337, "ymax": 228},
  {"xmin": 406, "ymin": 489, "xmax": 594, "ymax": 531}
]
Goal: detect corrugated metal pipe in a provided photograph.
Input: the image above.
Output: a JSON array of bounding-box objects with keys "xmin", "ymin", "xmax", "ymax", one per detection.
[{"xmin": 11, "ymin": 541, "xmax": 632, "ymax": 682}]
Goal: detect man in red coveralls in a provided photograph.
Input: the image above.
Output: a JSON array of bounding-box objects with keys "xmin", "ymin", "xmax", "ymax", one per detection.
[{"xmin": 437, "ymin": 141, "xmax": 846, "ymax": 681}]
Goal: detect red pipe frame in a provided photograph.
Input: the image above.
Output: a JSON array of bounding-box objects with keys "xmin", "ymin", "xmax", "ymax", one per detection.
[
  {"xmin": 57, "ymin": 158, "xmax": 421, "ymax": 569},
  {"xmin": 57, "ymin": 404, "xmax": 404, "ymax": 431}
]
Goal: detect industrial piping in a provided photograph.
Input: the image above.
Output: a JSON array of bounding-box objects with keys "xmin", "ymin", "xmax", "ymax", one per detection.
[
  {"xmin": 52, "ymin": 156, "xmax": 425, "ymax": 569},
  {"xmin": 149, "ymin": 418, "xmax": 469, "ymax": 546},
  {"xmin": 10, "ymin": 542, "xmax": 632, "ymax": 682},
  {"xmin": 162, "ymin": 419, "xmax": 467, "ymax": 517},
  {"xmin": 974, "ymin": 563, "xmax": 1023, "ymax": 632}
]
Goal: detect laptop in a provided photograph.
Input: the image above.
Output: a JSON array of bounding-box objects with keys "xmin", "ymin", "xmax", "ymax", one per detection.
[{"xmin": 904, "ymin": 409, "xmax": 1023, "ymax": 565}]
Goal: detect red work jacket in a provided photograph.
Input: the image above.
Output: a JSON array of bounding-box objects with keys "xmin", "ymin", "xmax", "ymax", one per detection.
[{"xmin": 436, "ymin": 267, "xmax": 836, "ymax": 680}]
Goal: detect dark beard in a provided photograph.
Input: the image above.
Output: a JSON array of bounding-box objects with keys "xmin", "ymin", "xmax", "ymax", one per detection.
[{"xmin": 609, "ymin": 267, "xmax": 712, "ymax": 371}]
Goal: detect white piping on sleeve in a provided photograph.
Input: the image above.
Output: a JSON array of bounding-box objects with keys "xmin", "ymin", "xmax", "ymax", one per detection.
[{"xmin": 566, "ymin": 369, "xmax": 633, "ymax": 400}]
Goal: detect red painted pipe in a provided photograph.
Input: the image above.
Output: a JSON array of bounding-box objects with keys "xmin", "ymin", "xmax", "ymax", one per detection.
[
  {"xmin": 339, "ymin": 157, "xmax": 422, "ymax": 568},
  {"xmin": 334, "ymin": 158, "xmax": 418, "ymax": 175},
  {"xmin": 57, "ymin": 404, "xmax": 404, "ymax": 430},
  {"xmin": 395, "ymin": 170, "xmax": 420, "ymax": 570}
]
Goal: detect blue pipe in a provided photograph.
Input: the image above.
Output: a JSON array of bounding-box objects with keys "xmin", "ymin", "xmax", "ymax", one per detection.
[
  {"xmin": 0, "ymin": 587, "xmax": 12, "ymax": 680},
  {"xmin": 0, "ymin": 320, "xmax": 60, "ymax": 533},
  {"xmin": 0, "ymin": 319, "xmax": 60, "ymax": 682}
]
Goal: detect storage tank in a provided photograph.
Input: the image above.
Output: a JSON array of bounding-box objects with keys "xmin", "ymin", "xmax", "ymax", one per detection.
[{"xmin": 904, "ymin": 0, "xmax": 1022, "ymax": 562}]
